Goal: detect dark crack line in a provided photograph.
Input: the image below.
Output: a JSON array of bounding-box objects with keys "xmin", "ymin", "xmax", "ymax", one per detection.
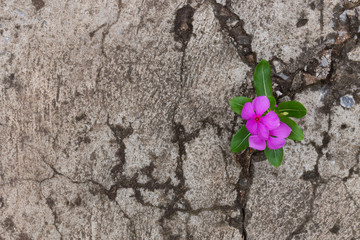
[
  {"xmin": 285, "ymin": 182, "xmax": 318, "ymax": 240},
  {"xmin": 342, "ymin": 181, "xmax": 360, "ymax": 210},
  {"xmin": 288, "ymin": 153, "xmax": 326, "ymax": 239},
  {"xmin": 290, "ymin": 172, "xmax": 360, "ymax": 240},
  {"xmin": 230, "ymin": 115, "xmax": 240, "ymax": 139},
  {"xmin": 185, "ymin": 214, "xmax": 193, "ymax": 240},
  {"xmin": 89, "ymin": 23, "xmax": 107, "ymax": 38},
  {"xmin": 234, "ymin": 148, "xmax": 254, "ymax": 240},
  {"xmin": 95, "ymin": 64, "xmax": 104, "ymax": 88},
  {"xmin": 170, "ymin": 39, "xmax": 188, "ymax": 123},
  {"xmin": 100, "ymin": 0, "xmax": 122, "ymax": 58},
  {"xmin": 38, "ymin": 157, "xmax": 142, "ymax": 240},
  {"xmin": 158, "ymin": 122, "xmax": 200, "ymax": 220},
  {"xmin": 113, "ymin": 199, "xmax": 137, "ymax": 240},
  {"xmin": 344, "ymin": 150, "xmax": 360, "ymax": 181},
  {"xmin": 289, "ymin": 130, "xmax": 332, "ymax": 239},
  {"xmin": 274, "ymin": 2, "xmax": 360, "ymax": 98},
  {"xmin": 190, "ymin": 3, "xmax": 259, "ymax": 233},
  {"xmin": 329, "ymin": 176, "xmax": 360, "ymax": 210},
  {"xmin": 45, "ymin": 197, "xmax": 63, "ymax": 240},
  {"xmin": 106, "ymin": 116, "xmax": 133, "ymax": 179},
  {"xmin": 221, "ymin": 148, "xmax": 231, "ymax": 181},
  {"xmin": 39, "ymin": 157, "xmax": 140, "ymax": 239},
  {"xmin": 37, "ymin": 176, "xmax": 63, "ymax": 240},
  {"xmin": 156, "ymin": 6, "xmax": 197, "ymax": 234},
  {"xmin": 210, "ymin": 0, "xmax": 257, "ymax": 68},
  {"xmin": 171, "ymin": 4, "xmax": 195, "ymax": 122}
]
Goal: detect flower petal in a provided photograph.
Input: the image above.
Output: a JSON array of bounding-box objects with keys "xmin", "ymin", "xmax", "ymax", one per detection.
[
  {"xmin": 261, "ymin": 111, "xmax": 280, "ymax": 130},
  {"xmin": 270, "ymin": 122, "xmax": 292, "ymax": 138},
  {"xmin": 249, "ymin": 135, "xmax": 267, "ymax": 150},
  {"xmin": 241, "ymin": 102, "xmax": 255, "ymax": 120},
  {"xmin": 246, "ymin": 119, "xmax": 258, "ymax": 135},
  {"xmin": 267, "ymin": 137, "xmax": 286, "ymax": 150},
  {"xmin": 257, "ymin": 122, "xmax": 269, "ymax": 140},
  {"xmin": 252, "ymin": 96, "xmax": 270, "ymax": 116}
]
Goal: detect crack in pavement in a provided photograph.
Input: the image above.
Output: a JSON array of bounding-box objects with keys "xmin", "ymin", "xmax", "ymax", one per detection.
[
  {"xmin": 210, "ymin": 0, "xmax": 257, "ymax": 68},
  {"xmin": 170, "ymin": 4, "xmax": 195, "ymax": 122},
  {"xmin": 272, "ymin": 2, "xmax": 360, "ymax": 99},
  {"xmin": 100, "ymin": 0, "xmax": 123, "ymax": 58},
  {"xmin": 3, "ymin": 2, "xmax": 360, "ymax": 239},
  {"xmin": 106, "ymin": 117, "xmax": 134, "ymax": 181},
  {"xmin": 288, "ymin": 118, "xmax": 334, "ymax": 239},
  {"xmin": 44, "ymin": 196, "xmax": 63, "ymax": 240},
  {"xmin": 234, "ymin": 148, "xmax": 254, "ymax": 240}
]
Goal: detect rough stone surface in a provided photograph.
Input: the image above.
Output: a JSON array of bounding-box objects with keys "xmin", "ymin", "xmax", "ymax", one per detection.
[{"xmin": 1, "ymin": 0, "xmax": 359, "ymax": 239}]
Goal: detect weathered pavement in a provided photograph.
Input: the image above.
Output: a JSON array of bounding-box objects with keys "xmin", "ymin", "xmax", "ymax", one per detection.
[{"xmin": 0, "ymin": 0, "xmax": 359, "ymax": 239}]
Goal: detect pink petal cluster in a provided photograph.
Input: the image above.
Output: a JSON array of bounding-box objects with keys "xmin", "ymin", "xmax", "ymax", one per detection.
[{"xmin": 241, "ymin": 96, "xmax": 291, "ymax": 150}]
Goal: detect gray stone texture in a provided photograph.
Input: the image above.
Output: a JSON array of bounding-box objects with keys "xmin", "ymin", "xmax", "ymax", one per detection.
[{"xmin": 0, "ymin": 0, "xmax": 359, "ymax": 239}]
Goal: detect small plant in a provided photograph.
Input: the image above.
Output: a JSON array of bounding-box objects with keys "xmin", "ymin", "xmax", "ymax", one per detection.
[{"xmin": 230, "ymin": 60, "xmax": 307, "ymax": 167}]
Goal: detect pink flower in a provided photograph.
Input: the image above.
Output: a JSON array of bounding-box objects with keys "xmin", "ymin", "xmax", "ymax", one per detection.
[
  {"xmin": 249, "ymin": 123, "xmax": 292, "ymax": 150},
  {"xmin": 241, "ymin": 96, "xmax": 291, "ymax": 150}
]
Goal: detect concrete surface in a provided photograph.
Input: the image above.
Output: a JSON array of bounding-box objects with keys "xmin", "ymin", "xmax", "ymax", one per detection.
[{"xmin": 0, "ymin": 0, "xmax": 359, "ymax": 239}]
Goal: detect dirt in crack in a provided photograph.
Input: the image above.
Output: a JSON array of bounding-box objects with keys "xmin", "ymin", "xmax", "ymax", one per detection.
[
  {"xmin": 174, "ymin": 5, "xmax": 195, "ymax": 45},
  {"xmin": 32, "ymin": 0, "xmax": 45, "ymax": 11},
  {"xmin": 158, "ymin": 121, "xmax": 200, "ymax": 223},
  {"xmin": 235, "ymin": 148, "xmax": 254, "ymax": 240},
  {"xmin": 107, "ymin": 120, "xmax": 134, "ymax": 179},
  {"xmin": 212, "ymin": 2, "xmax": 256, "ymax": 66}
]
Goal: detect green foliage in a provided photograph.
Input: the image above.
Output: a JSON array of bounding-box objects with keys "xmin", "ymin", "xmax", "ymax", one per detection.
[
  {"xmin": 276, "ymin": 101, "xmax": 307, "ymax": 118},
  {"xmin": 268, "ymin": 96, "xmax": 276, "ymax": 110},
  {"xmin": 230, "ymin": 97, "xmax": 252, "ymax": 115},
  {"xmin": 265, "ymin": 147, "xmax": 283, "ymax": 167},
  {"xmin": 229, "ymin": 59, "xmax": 308, "ymax": 167},
  {"xmin": 254, "ymin": 59, "xmax": 272, "ymax": 98},
  {"xmin": 230, "ymin": 126, "xmax": 250, "ymax": 153}
]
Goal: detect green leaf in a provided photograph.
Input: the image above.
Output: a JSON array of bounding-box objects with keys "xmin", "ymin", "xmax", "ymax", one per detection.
[
  {"xmin": 231, "ymin": 126, "xmax": 250, "ymax": 153},
  {"xmin": 276, "ymin": 101, "xmax": 307, "ymax": 118},
  {"xmin": 279, "ymin": 116, "xmax": 304, "ymax": 141},
  {"xmin": 265, "ymin": 147, "xmax": 283, "ymax": 167},
  {"xmin": 229, "ymin": 97, "xmax": 252, "ymax": 115},
  {"xmin": 254, "ymin": 59, "xmax": 272, "ymax": 98},
  {"xmin": 269, "ymin": 96, "xmax": 276, "ymax": 110}
]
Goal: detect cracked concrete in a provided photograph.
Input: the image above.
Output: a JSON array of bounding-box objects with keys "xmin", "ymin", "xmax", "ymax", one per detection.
[{"xmin": 0, "ymin": 0, "xmax": 359, "ymax": 239}]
